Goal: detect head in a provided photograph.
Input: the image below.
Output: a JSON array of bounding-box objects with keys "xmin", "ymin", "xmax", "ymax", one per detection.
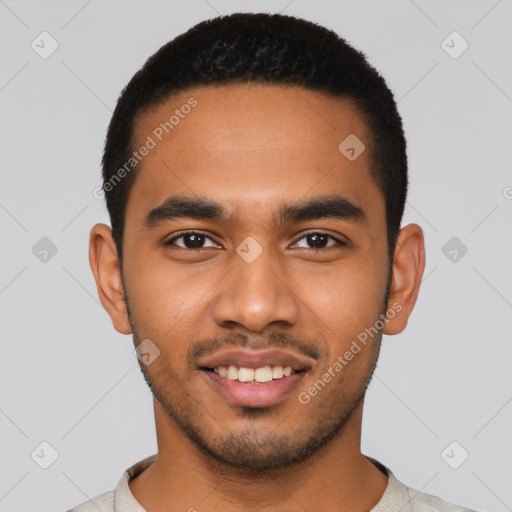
[{"xmin": 90, "ymin": 13, "xmax": 425, "ymax": 472}]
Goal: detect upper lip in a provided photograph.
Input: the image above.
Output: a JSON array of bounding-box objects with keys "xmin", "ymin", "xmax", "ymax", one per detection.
[{"xmin": 197, "ymin": 348, "xmax": 315, "ymax": 372}]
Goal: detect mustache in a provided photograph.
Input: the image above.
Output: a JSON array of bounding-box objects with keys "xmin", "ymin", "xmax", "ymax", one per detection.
[{"xmin": 187, "ymin": 331, "xmax": 321, "ymax": 367}]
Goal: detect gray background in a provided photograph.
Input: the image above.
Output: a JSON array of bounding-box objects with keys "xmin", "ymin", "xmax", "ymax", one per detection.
[{"xmin": 1, "ymin": 1, "xmax": 511, "ymax": 511}]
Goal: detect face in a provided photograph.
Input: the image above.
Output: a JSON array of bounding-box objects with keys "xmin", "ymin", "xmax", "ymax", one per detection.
[{"xmin": 93, "ymin": 84, "xmax": 420, "ymax": 472}]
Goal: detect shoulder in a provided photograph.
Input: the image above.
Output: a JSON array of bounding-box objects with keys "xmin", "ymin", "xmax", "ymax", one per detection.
[
  {"xmin": 366, "ymin": 456, "xmax": 478, "ymax": 512},
  {"xmin": 403, "ymin": 481, "xmax": 478, "ymax": 512},
  {"xmin": 66, "ymin": 490, "xmax": 115, "ymax": 512},
  {"xmin": 65, "ymin": 454, "xmax": 156, "ymax": 512}
]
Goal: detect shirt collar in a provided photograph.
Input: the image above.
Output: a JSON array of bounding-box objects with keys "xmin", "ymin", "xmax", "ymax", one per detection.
[{"xmin": 113, "ymin": 454, "xmax": 412, "ymax": 511}]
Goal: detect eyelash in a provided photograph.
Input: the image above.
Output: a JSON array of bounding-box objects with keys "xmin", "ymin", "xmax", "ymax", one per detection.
[{"xmin": 165, "ymin": 231, "xmax": 346, "ymax": 251}]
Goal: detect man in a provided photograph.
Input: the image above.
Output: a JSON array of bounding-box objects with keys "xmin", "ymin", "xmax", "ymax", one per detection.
[{"xmin": 70, "ymin": 12, "xmax": 477, "ymax": 512}]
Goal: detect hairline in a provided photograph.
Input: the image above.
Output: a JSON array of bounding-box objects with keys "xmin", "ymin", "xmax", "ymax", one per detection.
[
  {"xmin": 119, "ymin": 83, "xmax": 396, "ymax": 272},
  {"xmin": 125, "ymin": 81, "xmax": 383, "ymax": 237}
]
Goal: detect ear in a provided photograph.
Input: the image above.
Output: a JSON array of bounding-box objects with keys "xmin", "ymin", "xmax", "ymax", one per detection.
[
  {"xmin": 89, "ymin": 223, "xmax": 132, "ymax": 335},
  {"xmin": 383, "ymin": 223, "xmax": 426, "ymax": 335}
]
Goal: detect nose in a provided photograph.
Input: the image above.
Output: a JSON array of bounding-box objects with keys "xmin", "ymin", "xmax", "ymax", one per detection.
[{"xmin": 212, "ymin": 244, "xmax": 300, "ymax": 333}]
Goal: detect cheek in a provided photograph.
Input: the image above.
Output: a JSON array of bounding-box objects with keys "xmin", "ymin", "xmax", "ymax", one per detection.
[
  {"xmin": 122, "ymin": 253, "xmax": 176, "ymax": 329},
  {"xmin": 298, "ymin": 260, "xmax": 385, "ymax": 338},
  {"xmin": 123, "ymin": 234, "xmax": 387, "ymax": 345},
  {"xmin": 123, "ymin": 251, "xmax": 214, "ymax": 338}
]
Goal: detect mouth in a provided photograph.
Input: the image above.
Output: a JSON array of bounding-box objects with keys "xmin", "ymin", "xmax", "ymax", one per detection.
[
  {"xmin": 202, "ymin": 364, "xmax": 304, "ymax": 382},
  {"xmin": 197, "ymin": 349, "xmax": 314, "ymax": 407}
]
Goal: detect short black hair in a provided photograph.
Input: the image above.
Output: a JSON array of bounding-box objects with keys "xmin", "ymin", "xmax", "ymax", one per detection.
[{"xmin": 102, "ymin": 12, "xmax": 407, "ymax": 265}]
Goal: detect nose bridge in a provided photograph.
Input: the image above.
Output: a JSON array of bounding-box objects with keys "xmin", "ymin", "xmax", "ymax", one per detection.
[{"xmin": 213, "ymin": 237, "xmax": 299, "ymax": 331}]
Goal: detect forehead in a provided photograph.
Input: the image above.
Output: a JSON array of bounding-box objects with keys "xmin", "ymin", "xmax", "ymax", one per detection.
[{"xmin": 128, "ymin": 84, "xmax": 384, "ymax": 227}]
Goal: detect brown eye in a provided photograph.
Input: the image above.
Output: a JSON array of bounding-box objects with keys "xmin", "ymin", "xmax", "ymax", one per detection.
[
  {"xmin": 293, "ymin": 232, "xmax": 345, "ymax": 250},
  {"xmin": 166, "ymin": 232, "xmax": 219, "ymax": 249}
]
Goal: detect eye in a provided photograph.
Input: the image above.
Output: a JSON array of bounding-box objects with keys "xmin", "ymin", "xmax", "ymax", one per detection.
[
  {"xmin": 164, "ymin": 231, "xmax": 345, "ymax": 251},
  {"xmin": 165, "ymin": 231, "xmax": 220, "ymax": 250},
  {"xmin": 292, "ymin": 232, "xmax": 345, "ymax": 250}
]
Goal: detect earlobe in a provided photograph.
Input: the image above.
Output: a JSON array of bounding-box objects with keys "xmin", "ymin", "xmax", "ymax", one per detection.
[
  {"xmin": 89, "ymin": 223, "xmax": 132, "ymax": 335},
  {"xmin": 383, "ymin": 223, "xmax": 426, "ymax": 336}
]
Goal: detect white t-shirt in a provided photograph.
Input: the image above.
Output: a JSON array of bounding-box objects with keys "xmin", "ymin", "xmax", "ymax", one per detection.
[{"xmin": 67, "ymin": 454, "xmax": 477, "ymax": 511}]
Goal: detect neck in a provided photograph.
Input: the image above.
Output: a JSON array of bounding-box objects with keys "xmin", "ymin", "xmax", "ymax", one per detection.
[{"xmin": 129, "ymin": 398, "xmax": 388, "ymax": 512}]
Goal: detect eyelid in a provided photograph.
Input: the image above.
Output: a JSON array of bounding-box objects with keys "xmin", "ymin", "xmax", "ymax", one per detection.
[
  {"xmin": 165, "ymin": 230, "xmax": 222, "ymax": 248},
  {"xmin": 291, "ymin": 231, "xmax": 346, "ymax": 249},
  {"xmin": 165, "ymin": 230, "xmax": 346, "ymax": 250}
]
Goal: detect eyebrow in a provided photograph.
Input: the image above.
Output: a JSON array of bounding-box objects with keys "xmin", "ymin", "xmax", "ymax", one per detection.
[{"xmin": 144, "ymin": 194, "xmax": 368, "ymax": 228}]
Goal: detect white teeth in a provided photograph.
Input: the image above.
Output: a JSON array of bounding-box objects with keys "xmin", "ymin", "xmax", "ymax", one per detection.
[
  {"xmin": 238, "ymin": 367, "xmax": 255, "ymax": 382},
  {"xmin": 227, "ymin": 364, "xmax": 239, "ymax": 380},
  {"xmin": 254, "ymin": 366, "xmax": 273, "ymax": 383},
  {"xmin": 271, "ymin": 365, "xmax": 284, "ymax": 379},
  {"xmin": 215, "ymin": 364, "xmax": 296, "ymax": 382}
]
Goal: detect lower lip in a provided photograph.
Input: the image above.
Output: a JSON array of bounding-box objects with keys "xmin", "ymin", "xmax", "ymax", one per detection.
[{"xmin": 201, "ymin": 369, "xmax": 306, "ymax": 407}]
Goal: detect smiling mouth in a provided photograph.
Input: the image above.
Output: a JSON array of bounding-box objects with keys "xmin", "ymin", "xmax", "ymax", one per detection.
[
  {"xmin": 201, "ymin": 365, "xmax": 305, "ymax": 384},
  {"xmin": 200, "ymin": 363, "xmax": 309, "ymax": 407}
]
